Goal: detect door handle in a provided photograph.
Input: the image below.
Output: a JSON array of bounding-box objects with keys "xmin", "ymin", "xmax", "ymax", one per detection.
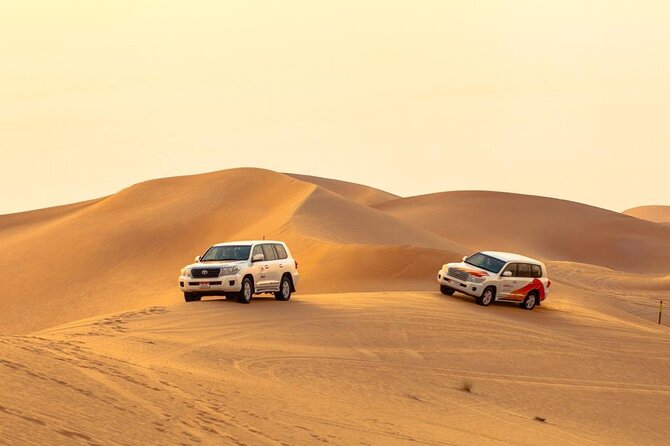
[{"xmin": 279, "ymin": 264, "xmax": 284, "ymax": 268}]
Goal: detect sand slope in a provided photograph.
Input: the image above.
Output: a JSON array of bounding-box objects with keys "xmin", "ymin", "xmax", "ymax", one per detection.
[
  {"xmin": 0, "ymin": 169, "xmax": 464, "ymax": 334},
  {"xmin": 376, "ymin": 191, "xmax": 670, "ymax": 273},
  {"xmin": 1, "ymin": 284, "xmax": 669, "ymax": 446},
  {"xmin": 624, "ymin": 205, "xmax": 670, "ymax": 224}
]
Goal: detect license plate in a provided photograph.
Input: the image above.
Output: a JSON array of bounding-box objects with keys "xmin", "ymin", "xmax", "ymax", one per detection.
[{"xmin": 199, "ymin": 282, "xmax": 210, "ymax": 289}]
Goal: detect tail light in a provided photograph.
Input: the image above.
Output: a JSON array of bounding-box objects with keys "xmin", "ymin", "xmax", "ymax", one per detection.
[{"xmin": 547, "ymin": 280, "xmax": 551, "ymax": 288}]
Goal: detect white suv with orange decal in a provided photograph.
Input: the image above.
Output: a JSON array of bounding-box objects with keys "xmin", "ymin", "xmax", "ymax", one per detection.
[
  {"xmin": 179, "ymin": 241, "xmax": 299, "ymax": 304},
  {"xmin": 437, "ymin": 251, "xmax": 550, "ymax": 310}
]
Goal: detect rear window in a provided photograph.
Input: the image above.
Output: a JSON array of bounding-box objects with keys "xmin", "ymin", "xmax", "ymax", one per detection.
[
  {"xmin": 274, "ymin": 244, "xmax": 288, "ymax": 259},
  {"xmin": 531, "ymin": 264, "xmax": 542, "ymax": 278},
  {"xmin": 261, "ymin": 244, "xmax": 278, "ymax": 261},
  {"xmin": 517, "ymin": 263, "xmax": 532, "ymax": 278}
]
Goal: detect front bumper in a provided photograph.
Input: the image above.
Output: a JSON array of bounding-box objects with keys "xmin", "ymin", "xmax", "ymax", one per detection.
[
  {"xmin": 179, "ymin": 273, "xmax": 242, "ymax": 293},
  {"xmin": 437, "ymin": 269, "xmax": 485, "ymax": 297}
]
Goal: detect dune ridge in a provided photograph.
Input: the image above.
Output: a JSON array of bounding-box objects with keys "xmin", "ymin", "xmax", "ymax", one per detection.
[{"xmin": 286, "ymin": 173, "xmax": 399, "ymax": 206}]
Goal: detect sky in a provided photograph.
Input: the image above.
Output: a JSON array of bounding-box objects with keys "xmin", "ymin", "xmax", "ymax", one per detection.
[{"xmin": 1, "ymin": 0, "xmax": 669, "ymax": 215}]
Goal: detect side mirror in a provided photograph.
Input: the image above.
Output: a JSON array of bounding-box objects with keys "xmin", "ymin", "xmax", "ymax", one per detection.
[
  {"xmin": 252, "ymin": 253, "xmax": 265, "ymax": 262},
  {"xmin": 195, "ymin": 255, "xmax": 201, "ymax": 262},
  {"xmin": 462, "ymin": 256, "xmax": 468, "ymax": 262},
  {"xmin": 502, "ymin": 270, "xmax": 513, "ymax": 277}
]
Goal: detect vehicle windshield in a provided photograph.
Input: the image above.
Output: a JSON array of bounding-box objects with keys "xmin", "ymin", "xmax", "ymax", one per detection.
[
  {"xmin": 201, "ymin": 245, "xmax": 251, "ymax": 262},
  {"xmin": 464, "ymin": 253, "xmax": 506, "ymax": 273}
]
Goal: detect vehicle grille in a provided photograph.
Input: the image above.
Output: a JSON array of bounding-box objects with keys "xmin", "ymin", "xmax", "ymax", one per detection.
[
  {"xmin": 191, "ymin": 268, "xmax": 221, "ymax": 278},
  {"xmin": 447, "ymin": 267, "xmax": 470, "ymax": 282}
]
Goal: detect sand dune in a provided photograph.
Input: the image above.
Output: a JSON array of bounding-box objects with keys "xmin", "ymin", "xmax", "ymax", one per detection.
[
  {"xmin": 2, "ymin": 169, "xmax": 670, "ymax": 445},
  {"xmin": 0, "ymin": 168, "xmax": 464, "ymax": 334},
  {"xmin": 376, "ymin": 191, "xmax": 670, "ymax": 273},
  {"xmin": 624, "ymin": 205, "xmax": 670, "ymax": 224}
]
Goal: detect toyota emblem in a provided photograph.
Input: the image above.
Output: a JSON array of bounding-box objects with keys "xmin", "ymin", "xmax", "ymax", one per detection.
[{"xmin": 202, "ymin": 270, "xmax": 208, "ymax": 276}]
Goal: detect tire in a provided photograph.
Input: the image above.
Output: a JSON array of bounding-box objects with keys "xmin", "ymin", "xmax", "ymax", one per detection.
[
  {"xmin": 476, "ymin": 287, "xmax": 495, "ymax": 306},
  {"xmin": 275, "ymin": 275, "xmax": 292, "ymax": 301},
  {"xmin": 237, "ymin": 277, "xmax": 253, "ymax": 304},
  {"xmin": 440, "ymin": 285, "xmax": 455, "ymax": 296},
  {"xmin": 521, "ymin": 292, "xmax": 537, "ymax": 310},
  {"xmin": 184, "ymin": 292, "xmax": 201, "ymax": 302}
]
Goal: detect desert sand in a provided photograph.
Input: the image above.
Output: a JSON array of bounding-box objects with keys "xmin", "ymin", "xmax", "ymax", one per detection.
[{"xmin": 1, "ymin": 168, "xmax": 669, "ymax": 445}]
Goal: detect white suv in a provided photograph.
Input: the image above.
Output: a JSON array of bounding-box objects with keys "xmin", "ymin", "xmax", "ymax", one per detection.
[
  {"xmin": 179, "ymin": 241, "xmax": 299, "ymax": 304},
  {"xmin": 437, "ymin": 251, "xmax": 550, "ymax": 310}
]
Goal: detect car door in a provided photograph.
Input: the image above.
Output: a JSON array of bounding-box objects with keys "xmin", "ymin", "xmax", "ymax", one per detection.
[
  {"xmin": 273, "ymin": 243, "xmax": 290, "ymax": 275},
  {"xmin": 251, "ymin": 244, "xmax": 272, "ymax": 291},
  {"xmin": 261, "ymin": 244, "xmax": 281, "ymax": 290},
  {"xmin": 508, "ymin": 263, "xmax": 534, "ymax": 301},
  {"xmin": 499, "ymin": 263, "xmax": 518, "ymax": 299}
]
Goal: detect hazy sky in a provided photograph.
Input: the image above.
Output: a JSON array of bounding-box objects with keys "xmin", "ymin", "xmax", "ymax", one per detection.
[{"xmin": 2, "ymin": 1, "xmax": 669, "ymax": 215}]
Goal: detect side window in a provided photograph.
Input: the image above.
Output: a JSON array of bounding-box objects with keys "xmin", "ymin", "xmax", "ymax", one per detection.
[
  {"xmin": 261, "ymin": 244, "xmax": 278, "ymax": 261},
  {"xmin": 274, "ymin": 244, "xmax": 288, "ymax": 260},
  {"xmin": 531, "ymin": 264, "xmax": 542, "ymax": 278},
  {"xmin": 252, "ymin": 245, "xmax": 263, "ymax": 258},
  {"xmin": 503, "ymin": 263, "xmax": 517, "ymax": 277},
  {"xmin": 517, "ymin": 263, "xmax": 532, "ymax": 278}
]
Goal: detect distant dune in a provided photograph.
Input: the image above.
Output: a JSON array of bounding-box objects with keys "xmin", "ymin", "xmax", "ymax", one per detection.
[
  {"xmin": 624, "ymin": 205, "xmax": 670, "ymax": 224},
  {"xmin": 376, "ymin": 191, "xmax": 670, "ymax": 273}
]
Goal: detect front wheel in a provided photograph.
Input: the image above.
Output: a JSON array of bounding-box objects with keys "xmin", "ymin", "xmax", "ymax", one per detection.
[
  {"xmin": 184, "ymin": 292, "xmax": 201, "ymax": 302},
  {"xmin": 275, "ymin": 276, "xmax": 292, "ymax": 301},
  {"xmin": 237, "ymin": 277, "xmax": 253, "ymax": 304},
  {"xmin": 440, "ymin": 285, "xmax": 455, "ymax": 296},
  {"xmin": 521, "ymin": 292, "xmax": 537, "ymax": 310},
  {"xmin": 476, "ymin": 287, "xmax": 495, "ymax": 306}
]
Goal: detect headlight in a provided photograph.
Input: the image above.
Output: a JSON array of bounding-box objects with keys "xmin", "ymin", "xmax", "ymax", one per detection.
[
  {"xmin": 181, "ymin": 268, "xmax": 192, "ymax": 277},
  {"xmin": 220, "ymin": 266, "xmax": 240, "ymax": 276},
  {"xmin": 469, "ymin": 275, "xmax": 485, "ymax": 284}
]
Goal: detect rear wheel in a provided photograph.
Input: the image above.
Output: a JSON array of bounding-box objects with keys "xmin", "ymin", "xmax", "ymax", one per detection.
[
  {"xmin": 184, "ymin": 292, "xmax": 201, "ymax": 302},
  {"xmin": 476, "ymin": 287, "xmax": 495, "ymax": 306},
  {"xmin": 521, "ymin": 292, "xmax": 537, "ymax": 310},
  {"xmin": 275, "ymin": 276, "xmax": 292, "ymax": 301},
  {"xmin": 237, "ymin": 277, "xmax": 253, "ymax": 304},
  {"xmin": 440, "ymin": 285, "xmax": 455, "ymax": 296}
]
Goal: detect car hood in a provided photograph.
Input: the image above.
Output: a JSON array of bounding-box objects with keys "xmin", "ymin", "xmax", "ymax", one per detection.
[
  {"xmin": 185, "ymin": 260, "xmax": 248, "ymax": 269},
  {"xmin": 444, "ymin": 262, "xmax": 492, "ymax": 277}
]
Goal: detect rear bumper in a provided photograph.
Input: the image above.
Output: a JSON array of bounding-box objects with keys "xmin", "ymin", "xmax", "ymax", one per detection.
[{"xmin": 437, "ymin": 269, "xmax": 485, "ymax": 297}]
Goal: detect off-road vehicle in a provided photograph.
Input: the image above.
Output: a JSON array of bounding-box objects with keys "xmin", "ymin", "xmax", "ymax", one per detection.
[
  {"xmin": 437, "ymin": 251, "xmax": 550, "ymax": 310},
  {"xmin": 179, "ymin": 241, "xmax": 299, "ymax": 304}
]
